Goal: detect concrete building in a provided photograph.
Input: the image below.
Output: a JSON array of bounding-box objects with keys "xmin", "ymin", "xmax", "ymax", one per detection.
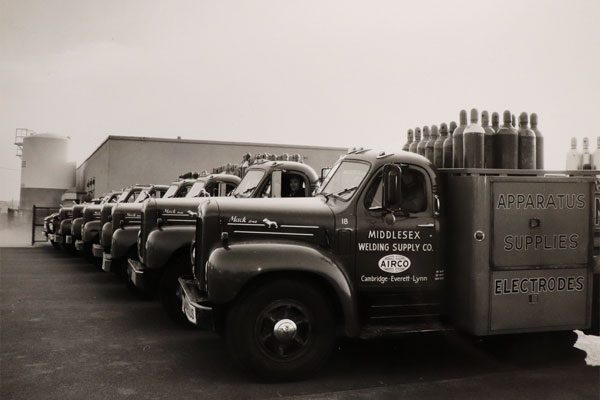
[
  {"xmin": 76, "ymin": 136, "xmax": 346, "ymax": 197},
  {"xmin": 16, "ymin": 131, "xmax": 76, "ymax": 210}
]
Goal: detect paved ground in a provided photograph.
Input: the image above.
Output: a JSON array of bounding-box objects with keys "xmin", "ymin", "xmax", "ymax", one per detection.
[{"xmin": 1, "ymin": 246, "xmax": 599, "ymax": 400}]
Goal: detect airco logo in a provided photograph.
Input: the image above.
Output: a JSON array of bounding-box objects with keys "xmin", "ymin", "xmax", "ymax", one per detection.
[{"xmin": 378, "ymin": 254, "xmax": 411, "ymax": 274}]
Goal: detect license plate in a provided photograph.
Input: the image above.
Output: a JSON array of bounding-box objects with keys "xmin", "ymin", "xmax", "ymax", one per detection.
[{"xmin": 181, "ymin": 292, "xmax": 197, "ymax": 325}]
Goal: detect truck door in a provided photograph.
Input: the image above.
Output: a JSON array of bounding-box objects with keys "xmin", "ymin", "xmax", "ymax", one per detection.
[{"xmin": 355, "ymin": 165, "xmax": 441, "ymax": 293}]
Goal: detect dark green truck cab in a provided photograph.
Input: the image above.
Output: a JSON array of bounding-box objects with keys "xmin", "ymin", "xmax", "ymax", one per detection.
[
  {"xmin": 129, "ymin": 161, "xmax": 318, "ymax": 324},
  {"xmin": 180, "ymin": 149, "xmax": 600, "ymax": 380}
]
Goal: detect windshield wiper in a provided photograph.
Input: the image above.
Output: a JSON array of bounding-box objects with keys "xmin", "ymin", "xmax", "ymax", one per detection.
[{"xmin": 334, "ymin": 185, "xmax": 359, "ymax": 197}]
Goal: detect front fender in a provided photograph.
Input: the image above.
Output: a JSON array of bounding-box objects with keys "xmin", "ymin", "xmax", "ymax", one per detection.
[
  {"xmin": 111, "ymin": 226, "xmax": 140, "ymax": 260},
  {"xmin": 82, "ymin": 220, "xmax": 102, "ymax": 243},
  {"xmin": 100, "ymin": 221, "xmax": 113, "ymax": 248},
  {"xmin": 72, "ymin": 218, "xmax": 84, "ymax": 239},
  {"xmin": 145, "ymin": 226, "xmax": 195, "ymax": 270},
  {"xmin": 207, "ymin": 242, "xmax": 359, "ymax": 337},
  {"xmin": 59, "ymin": 219, "xmax": 72, "ymax": 236}
]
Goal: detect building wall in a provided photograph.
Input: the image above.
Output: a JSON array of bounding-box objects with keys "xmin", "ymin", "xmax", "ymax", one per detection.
[
  {"xmin": 19, "ymin": 188, "xmax": 66, "ymax": 210},
  {"xmin": 77, "ymin": 136, "xmax": 346, "ymax": 196},
  {"xmin": 75, "ymin": 141, "xmax": 110, "ymax": 196}
]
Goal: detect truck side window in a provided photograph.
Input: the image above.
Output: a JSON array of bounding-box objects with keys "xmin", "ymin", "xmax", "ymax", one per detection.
[
  {"xmin": 225, "ymin": 183, "xmax": 236, "ymax": 195},
  {"xmin": 283, "ymin": 172, "xmax": 307, "ymax": 197},
  {"xmin": 364, "ymin": 168, "xmax": 427, "ymax": 213}
]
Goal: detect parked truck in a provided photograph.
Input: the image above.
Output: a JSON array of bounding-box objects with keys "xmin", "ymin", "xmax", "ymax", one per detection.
[
  {"xmin": 52, "ymin": 198, "xmax": 103, "ymax": 250},
  {"xmin": 179, "ymin": 149, "xmax": 600, "ymax": 380},
  {"xmin": 129, "ymin": 161, "xmax": 319, "ymax": 324},
  {"xmin": 71, "ymin": 192, "xmax": 121, "ymax": 252},
  {"xmin": 102, "ymin": 177, "xmax": 229, "ymax": 274},
  {"xmin": 97, "ymin": 184, "xmax": 170, "ymax": 265},
  {"xmin": 78, "ymin": 186, "xmax": 146, "ymax": 259}
]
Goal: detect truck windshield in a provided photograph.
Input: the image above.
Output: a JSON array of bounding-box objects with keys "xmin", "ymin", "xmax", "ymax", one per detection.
[
  {"xmin": 163, "ymin": 184, "xmax": 179, "ymax": 198},
  {"xmin": 317, "ymin": 160, "xmax": 370, "ymax": 201},
  {"xmin": 186, "ymin": 180, "xmax": 207, "ymax": 198},
  {"xmin": 232, "ymin": 170, "xmax": 265, "ymax": 198}
]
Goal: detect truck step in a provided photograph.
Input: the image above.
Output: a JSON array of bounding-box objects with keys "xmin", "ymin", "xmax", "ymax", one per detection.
[{"xmin": 359, "ymin": 321, "xmax": 453, "ymax": 339}]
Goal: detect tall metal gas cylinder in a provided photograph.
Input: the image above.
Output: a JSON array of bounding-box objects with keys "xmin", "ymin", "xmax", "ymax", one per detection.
[
  {"xmin": 426, "ymin": 125, "xmax": 438, "ymax": 163},
  {"xmin": 517, "ymin": 112, "xmax": 536, "ymax": 169},
  {"xmin": 481, "ymin": 110, "xmax": 496, "ymax": 168},
  {"xmin": 566, "ymin": 137, "xmax": 581, "ymax": 170},
  {"xmin": 495, "ymin": 110, "xmax": 519, "ymax": 169},
  {"xmin": 530, "ymin": 113, "xmax": 544, "ymax": 169},
  {"xmin": 409, "ymin": 128, "xmax": 421, "ymax": 153},
  {"xmin": 582, "ymin": 137, "xmax": 592, "ymax": 170},
  {"xmin": 593, "ymin": 137, "xmax": 600, "ymax": 170},
  {"xmin": 453, "ymin": 110, "xmax": 468, "ymax": 167},
  {"xmin": 403, "ymin": 129, "xmax": 414, "ymax": 152},
  {"xmin": 434, "ymin": 123, "xmax": 447, "ymax": 168},
  {"xmin": 463, "ymin": 108, "xmax": 485, "ymax": 168},
  {"xmin": 491, "ymin": 112, "xmax": 500, "ymax": 133},
  {"xmin": 443, "ymin": 122, "xmax": 455, "ymax": 168},
  {"xmin": 417, "ymin": 126, "xmax": 429, "ymax": 157}
]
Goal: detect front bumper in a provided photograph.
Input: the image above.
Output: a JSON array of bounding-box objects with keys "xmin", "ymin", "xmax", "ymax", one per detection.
[
  {"xmin": 53, "ymin": 234, "xmax": 64, "ymax": 244},
  {"xmin": 75, "ymin": 240, "xmax": 84, "ymax": 251},
  {"xmin": 92, "ymin": 244, "xmax": 104, "ymax": 258},
  {"xmin": 65, "ymin": 235, "xmax": 73, "ymax": 244},
  {"xmin": 102, "ymin": 253, "xmax": 112, "ymax": 272},
  {"xmin": 178, "ymin": 278, "xmax": 213, "ymax": 329},
  {"xmin": 127, "ymin": 258, "xmax": 146, "ymax": 289}
]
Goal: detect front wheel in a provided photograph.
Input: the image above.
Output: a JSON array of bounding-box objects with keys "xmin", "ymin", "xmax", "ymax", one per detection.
[{"xmin": 225, "ymin": 278, "xmax": 336, "ymax": 381}]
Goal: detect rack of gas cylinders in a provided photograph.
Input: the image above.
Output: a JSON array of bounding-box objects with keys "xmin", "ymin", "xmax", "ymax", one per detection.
[
  {"xmin": 402, "ymin": 109, "xmax": 543, "ymax": 169},
  {"xmin": 566, "ymin": 136, "xmax": 600, "ymax": 170}
]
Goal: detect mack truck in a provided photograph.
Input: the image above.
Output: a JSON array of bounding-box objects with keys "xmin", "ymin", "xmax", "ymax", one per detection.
[
  {"xmin": 179, "ymin": 149, "xmax": 600, "ymax": 380},
  {"xmin": 102, "ymin": 176, "xmax": 232, "ymax": 274},
  {"xmin": 51, "ymin": 197, "xmax": 103, "ymax": 250},
  {"xmin": 78, "ymin": 186, "xmax": 147, "ymax": 259},
  {"xmin": 97, "ymin": 184, "xmax": 170, "ymax": 267},
  {"xmin": 129, "ymin": 161, "xmax": 319, "ymax": 324},
  {"xmin": 71, "ymin": 192, "xmax": 121, "ymax": 252}
]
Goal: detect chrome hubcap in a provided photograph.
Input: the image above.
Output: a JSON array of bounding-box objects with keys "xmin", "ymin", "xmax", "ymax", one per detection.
[{"xmin": 273, "ymin": 319, "xmax": 297, "ymax": 342}]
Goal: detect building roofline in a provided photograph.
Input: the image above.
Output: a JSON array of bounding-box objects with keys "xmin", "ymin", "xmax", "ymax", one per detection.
[{"xmin": 78, "ymin": 135, "xmax": 347, "ymax": 168}]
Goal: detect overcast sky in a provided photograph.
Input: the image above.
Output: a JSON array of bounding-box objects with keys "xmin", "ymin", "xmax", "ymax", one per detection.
[{"xmin": 1, "ymin": 0, "xmax": 599, "ymax": 202}]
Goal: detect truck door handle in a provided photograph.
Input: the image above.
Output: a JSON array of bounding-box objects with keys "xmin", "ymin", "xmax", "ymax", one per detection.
[{"xmin": 417, "ymin": 223, "xmax": 434, "ymax": 228}]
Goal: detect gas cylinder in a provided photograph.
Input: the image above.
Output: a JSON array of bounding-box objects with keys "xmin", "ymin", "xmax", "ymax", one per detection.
[
  {"xmin": 495, "ymin": 110, "xmax": 519, "ymax": 169},
  {"xmin": 566, "ymin": 137, "xmax": 581, "ymax": 170},
  {"xmin": 403, "ymin": 129, "xmax": 414, "ymax": 152},
  {"xmin": 593, "ymin": 137, "xmax": 600, "ymax": 170},
  {"xmin": 511, "ymin": 113, "xmax": 516, "ymax": 128},
  {"xmin": 491, "ymin": 112, "xmax": 500, "ymax": 133},
  {"xmin": 434, "ymin": 123, "xmax": 447, "ymax": 168},
  {"xmin": 517, "ymin": 112, "xmax": 536, "ymax": 169},
  {"xmin": 530, "ymin": 113, "xmax": 544, "ymax": 169},
  {"xmin": 481, "ymin": 111, "xmax": 496, "ymax": 168},
  {"xmin": 453, "ymin": 110, "xmax": 468, "ymax": 167},
  {"xmin": 417, "ymin": 126, "xmax": 429, "ymax": 157},
  {"xmin": 582, "ymin": 137, "xmax": 592, "ymax": 170},
  {"xmin": 443, "ymin": 122, "xmax": 455, "ymax": 168},
  {"xmin": 426, "ymin": 125, "xmax": 438, "ymax": 163},
  {"xmin": 463, "ymin": 108, "xmax": 485, "ymax": 168},
  {"xmin": 409, "ymin": 128, "xmax": 421, "ymax": 153}
]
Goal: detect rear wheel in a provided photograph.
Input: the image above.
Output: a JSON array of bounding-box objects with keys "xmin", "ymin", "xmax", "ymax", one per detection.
[
  {"xmin": 225, "ymin": 278, "xmax": 335, "ymax": 381},
  {"xmin": 159, "ymin": 253, "xmax": 194, "ymax": 326}
]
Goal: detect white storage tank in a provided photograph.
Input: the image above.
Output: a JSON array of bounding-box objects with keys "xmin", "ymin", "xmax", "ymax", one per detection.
[{"xmin": 19, "ymin": 133, "xmax": 76, "ymax": 209}]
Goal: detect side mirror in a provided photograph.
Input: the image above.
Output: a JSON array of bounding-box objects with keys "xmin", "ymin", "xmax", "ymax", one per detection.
[
  {"xmin": 320, "ymin": 167, "xmax": 331, "ymax": 181},
  {"xmin": 382, "ymin": 164, "xmax": 403, "ymax": 211}
]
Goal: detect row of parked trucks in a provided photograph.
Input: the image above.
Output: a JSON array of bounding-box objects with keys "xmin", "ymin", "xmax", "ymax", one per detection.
[{"xmin": 43, "ymin": 149, "xmax": 599, "ymax": 381}]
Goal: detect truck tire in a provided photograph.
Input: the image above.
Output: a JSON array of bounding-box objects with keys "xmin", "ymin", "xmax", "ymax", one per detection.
[
  {"xmin": 159, "ymin": 253, "xmax": 194, "ymax": 327},
  {"xmin": 225, "ymin": 278, "xmax": 335, "ymax": 381}
]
